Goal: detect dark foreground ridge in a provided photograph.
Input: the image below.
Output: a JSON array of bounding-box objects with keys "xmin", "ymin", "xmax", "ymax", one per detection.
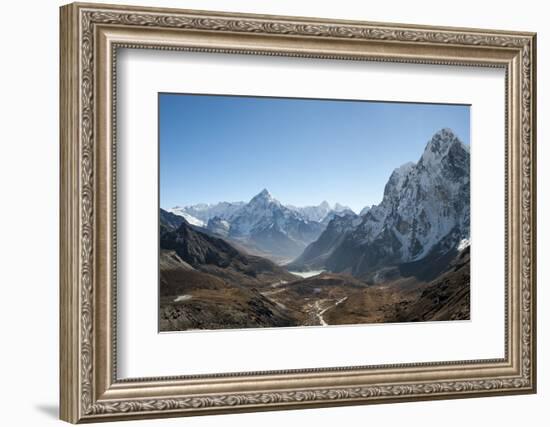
[{"xmin": 159, "ymin": 216, "xmax": 470, "ymax": 331}]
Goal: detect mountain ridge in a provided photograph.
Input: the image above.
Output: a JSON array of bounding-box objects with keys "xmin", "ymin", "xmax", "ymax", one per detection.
[
  {"xmin": 166, "ymin": 190, "xmax": 363, "ymax": 261},
  {"xmin": 292, "ymin": 128, "xmax": 470, "ymax": 278}
]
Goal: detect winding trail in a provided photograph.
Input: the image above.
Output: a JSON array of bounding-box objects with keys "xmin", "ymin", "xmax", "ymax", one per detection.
[
  {"xmin": 261, "ymin": 288, "xmax": 287, "ymax": 297},
  {"xmin": 316, "ymin": 297, "xmax": 348, "ymax": 326}
]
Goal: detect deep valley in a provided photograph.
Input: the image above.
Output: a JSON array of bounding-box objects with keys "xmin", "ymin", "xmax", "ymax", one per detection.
[{"xmin": 159, "ymin": 128, "xmax": 471, "ymax": 331}]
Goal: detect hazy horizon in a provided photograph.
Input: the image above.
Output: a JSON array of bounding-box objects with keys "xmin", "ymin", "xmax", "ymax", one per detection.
[{"xmin": 160, "ymin": 93, "xmax": 470, "ymax": 212}]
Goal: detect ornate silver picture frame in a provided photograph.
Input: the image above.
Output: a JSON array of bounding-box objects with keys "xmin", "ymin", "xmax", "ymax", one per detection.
[{"xmin": 60, "ymin": 2, "xmax": 536, "ymax": 423}]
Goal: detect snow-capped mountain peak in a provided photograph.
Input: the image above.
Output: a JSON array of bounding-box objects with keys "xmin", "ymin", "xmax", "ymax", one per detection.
[
  {"xmin": 169, "ymin": 201, "xmax": 245, "ymax": 225},
  {"xmin": 285, "ymin": 200, "xmax": 355, "ymax": 224},
  {"xmin": 359, "ymin": 205, "xmax": 372, "ymax": 217},
  {"xmin": 222, "ymin": 189, "xmax": 325, "ymax": 259},
  {"xmin": 293, "ymin": 127, "xmax": 470, "ymax": 277},
  {"xmin": 167, "ymin": 207, "xmax": 205, "ymax": 227},
  {"xmin": 230, "ymin": 189, "xmax": 299, "ymax": 232},
  {"xmin": 356, "ymin": 128, "xmax": 469, "ymax": 265},
  {"xmin": 419, "ymin": 128, "xmax": 466, "ymax": 167},
  {"xmin": 249, "ymin": 188, "xmax": 279, "ymax": 206},
  {"xmin": 258, "ymin": 188, "xmax": 272, "ymax": 198},
  {"xmin": 333, "ymin": 202, "xmax": 352, "ymax": 213},
  {"xmin": 384, "ymin": 161, "xmax": 415, "ymax": 197}
]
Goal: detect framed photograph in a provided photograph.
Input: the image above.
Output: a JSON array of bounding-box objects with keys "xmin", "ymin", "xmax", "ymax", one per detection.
[{"xmin": 60, "ymin": 2, "xmax": 537, "ymax": 423}]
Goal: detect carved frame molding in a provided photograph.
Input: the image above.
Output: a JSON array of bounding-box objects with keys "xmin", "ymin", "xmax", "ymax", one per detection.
[{"xmin": 60, "ymin": 2, "xmax": 536, "ymax": 423}]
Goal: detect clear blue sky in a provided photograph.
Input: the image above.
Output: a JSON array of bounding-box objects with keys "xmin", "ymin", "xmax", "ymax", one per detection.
[{"xmin": 159, "ymin": 93, "xmax": 470, "ymax": 212}]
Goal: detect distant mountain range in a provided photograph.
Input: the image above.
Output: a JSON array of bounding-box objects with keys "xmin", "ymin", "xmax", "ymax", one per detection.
[
  {"xmin": 169, "ymin": 201, "xmax": 245, "ymax": 228},
  {"xmin": 166, "ymin": 190, "xmax": 358, "ymax": 261}
]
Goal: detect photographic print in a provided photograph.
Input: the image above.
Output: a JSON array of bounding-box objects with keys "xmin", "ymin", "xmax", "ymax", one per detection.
[
  {"xmin": 159, "ymin": 94, "xmax": 471, "ymax": 332},
  {"xmin": 60, "ymin": 5, "xmax": 536, "ymax": 420}
]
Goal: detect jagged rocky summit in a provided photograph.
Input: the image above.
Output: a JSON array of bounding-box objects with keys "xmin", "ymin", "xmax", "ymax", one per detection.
[{"xmin": 291, "ymin": 128, "xmax": 470, "ymax": 279}]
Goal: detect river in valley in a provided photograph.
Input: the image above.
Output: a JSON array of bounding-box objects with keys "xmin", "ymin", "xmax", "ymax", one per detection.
[{"xmin": 289, "ymin": 270, "xmax": 325, "ymax": 279}]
